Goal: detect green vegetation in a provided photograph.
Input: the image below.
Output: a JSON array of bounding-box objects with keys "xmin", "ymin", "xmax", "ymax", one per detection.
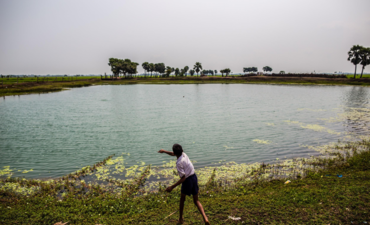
[
  {"xmin": 1, "ymin": 137, "xmax": 370, "ymax": 224},
  {"xmin": 346, "ymin": 74, "xmax": 370, "ymax": 79}
]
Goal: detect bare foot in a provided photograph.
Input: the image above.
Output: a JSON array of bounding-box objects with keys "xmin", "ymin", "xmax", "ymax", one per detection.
[{"xmin": 177, "ymin": 218, "xmax": 184, "ymax": 224}]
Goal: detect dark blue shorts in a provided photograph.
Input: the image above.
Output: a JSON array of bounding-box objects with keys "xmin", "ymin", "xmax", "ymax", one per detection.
[{"xmin": 181, "ymin": 174, "xmax": 199, "ymax": 196}]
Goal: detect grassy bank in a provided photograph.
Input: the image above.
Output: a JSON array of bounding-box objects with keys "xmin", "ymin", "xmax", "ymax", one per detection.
[
  {"xmin": 0, "ymin": 79, "xmax": 98, "ymax": 97},
  {"xmin": 1, "ymin": 139, "xmax": 370, "ymax": 224},
  {"xmin": 1, "ymin": 76, "xmax": 370, "ymax": 97}
]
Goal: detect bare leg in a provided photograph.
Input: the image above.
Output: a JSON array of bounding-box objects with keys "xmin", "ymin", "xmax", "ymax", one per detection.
[
  {"xmin": 178, "ymin": 193, "xmax": 186, "ymax": 224},
  {"xmin": 193, "ymin": 194, "xmax": 210, "ymax": 224}
]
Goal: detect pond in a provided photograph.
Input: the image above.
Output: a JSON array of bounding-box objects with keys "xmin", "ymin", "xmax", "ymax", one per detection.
[{"xmin": 0, "ymin": 84, "xmax": 369, "ymax": 179}]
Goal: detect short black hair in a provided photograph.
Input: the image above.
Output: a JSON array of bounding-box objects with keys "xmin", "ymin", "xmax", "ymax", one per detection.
[{"xmin": 172, "ymin": 144, "xmax": 183, "ymax": 156}]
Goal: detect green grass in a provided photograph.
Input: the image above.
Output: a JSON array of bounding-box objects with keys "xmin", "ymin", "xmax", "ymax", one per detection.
[
  {"xmin": 346, "ymin": 74, "xmax": 370, "ymax": 78},
  {"xmin": 1, "ymin": 139, "xmax": 370, "ymax": 224}
]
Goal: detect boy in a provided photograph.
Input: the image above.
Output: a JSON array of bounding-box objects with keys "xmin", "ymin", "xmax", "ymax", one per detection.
[{"xmin": 158, "ymin": 144, "xmax": 210, "ymax": 225}]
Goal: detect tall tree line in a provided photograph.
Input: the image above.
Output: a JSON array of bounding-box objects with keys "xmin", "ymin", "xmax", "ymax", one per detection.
[
  {"xmin": 141, "ymin": 62, "xmax": 166, "ymax": 77},
  {"xmin": 108, "ymin": 58, "xmax": 139, "ymax": 78}
]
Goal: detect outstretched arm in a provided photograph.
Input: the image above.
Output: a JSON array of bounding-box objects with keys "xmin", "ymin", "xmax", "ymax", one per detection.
[
  {"xmin": 166, "ymin": 175, "xmax": 186, "ymax": 192},
  {"xmin": 158, "ymin": 149, "xmax": 175, "ymax": 156}
]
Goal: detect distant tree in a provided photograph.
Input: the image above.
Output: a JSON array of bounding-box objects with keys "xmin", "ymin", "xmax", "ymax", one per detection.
[
  {"xmin": 348, "ymin": 45, "xmax": 363, "ymax": 79},
  {"xmin": 142, "ymin": 62, "xmax": 149, "ymax": 77},
  {"xmin": 201, "ymin": 70, "xmax": 214, "ymax": 75},
  {"xmin": 108, "ymin": 58, "xmax": 138, "ymax": 78},
  {"xmin": 359, "ymin": 47, "xmax": 370, "ymax": 78},
  {"xmin": 189, "ymin": 69, "xmax": 195, "ymax": 76},
  {"xmin": 165, "ymin": 66, "xmax": 172, "ymax": 77},
  {"xmin": 251, "ymin": 67, "xmax": 258, "ymax": 73},
  {"xmin": 220, "ymin": 69, "xmax": 225, "ymax": 77},
  {"xmin": 128, "ymin": 62, "xmax": 139, "ymax": 76},
  {"xmin": 263, "ymin": 66, "xmax": 273, "ymax": 73},
  {"xmin": 120, "ymin": 59, "xmax": 132, "ymax": 77},
  {"xmin": 279, "ymin": 71, "xmax": 285, "ymax": 74},
  {"xmin": 175, "ymin": 68, "xmax": 180, "ymax": 77},
  {"xmin": 155, "ymin": 63, "xmax": 166, "ymax": 75},
  {"xmin": 183, "ymin": 66, "xmax": 189, "ymax": 76},
  {"xmin": 193, "ymin": 62, "xmax": 202, "ymax": 76},
  {"xmin": 214, "ymin": 70, "xmax": 217, "ymax": 75},
  {"xmin": 108, "ymin": 58, "xmax": 121, "ymax": 77},
  {"xmin": 149, "ymin": 63, "xmax": 155, "ymax": 77},
  {"xmin": 243, "ymin": 67, "xmax": 258, "ymax": 73},
  {"xmin": 221, "ymin": 68, "xmax": 231, "ymax": 77},
  {"xmin": 180, "ymin": 66, "xmax": 189, "ymax": 76}
]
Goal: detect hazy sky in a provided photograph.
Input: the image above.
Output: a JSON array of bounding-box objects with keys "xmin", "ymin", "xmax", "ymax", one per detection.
[{"xmin": 1, "ymin": 0, "xmax": 369, "ymax": 75}]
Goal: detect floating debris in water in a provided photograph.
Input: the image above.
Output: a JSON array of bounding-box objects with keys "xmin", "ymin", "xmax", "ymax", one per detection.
[{"xmin": 253, "ymin": 139, "xmax": 270, "ymax": 144}]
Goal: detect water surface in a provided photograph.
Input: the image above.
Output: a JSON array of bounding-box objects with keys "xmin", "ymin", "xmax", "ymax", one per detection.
[{"xmin": 0, "ymin": 84, "xmax": 369, "ymax": 178}]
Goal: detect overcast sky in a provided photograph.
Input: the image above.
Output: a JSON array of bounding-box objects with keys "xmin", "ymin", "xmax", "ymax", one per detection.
[{"xmin": 0, "ymin": 0, "xmax": 369, "ymax": 75}]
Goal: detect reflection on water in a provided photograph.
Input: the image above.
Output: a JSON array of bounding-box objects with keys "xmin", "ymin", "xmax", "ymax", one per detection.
[
  {"xmin": 343, "ymin": 86, "xmax": 369, "ymax": 108},
  {"xmin": 342, "ymin": 86, "xmax": 370, "ymax": 135},
  {"xmin": 0, "ymin": 84, "xmax": 369, "ymax": 179}
]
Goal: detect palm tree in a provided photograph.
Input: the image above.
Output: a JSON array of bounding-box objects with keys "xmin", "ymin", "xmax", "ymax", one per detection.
[
  {"xmin": 193, "ymin": 62, "xmax": 202, "ymax": 77},
  {"xmin": 348, "ymin": 45, "xmax": 363, "ymax": 79},
  {"xmin": 183, "ymin": 66, "xmax": 189, "ymax": 76},
  {"xmin": 359, "ymin": 47, "xmax": 370, "ymax": 78}
]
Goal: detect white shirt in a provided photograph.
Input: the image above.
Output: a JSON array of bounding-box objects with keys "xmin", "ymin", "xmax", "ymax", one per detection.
[{"xmin": 176, "ymin": 153, "xmax": 195, "ymax": 178}]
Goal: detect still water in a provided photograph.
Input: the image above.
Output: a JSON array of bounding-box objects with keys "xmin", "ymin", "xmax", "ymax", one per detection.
[{"xmin": 0, "ymin": 84, "xmax": 369, "ymax": 179}]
